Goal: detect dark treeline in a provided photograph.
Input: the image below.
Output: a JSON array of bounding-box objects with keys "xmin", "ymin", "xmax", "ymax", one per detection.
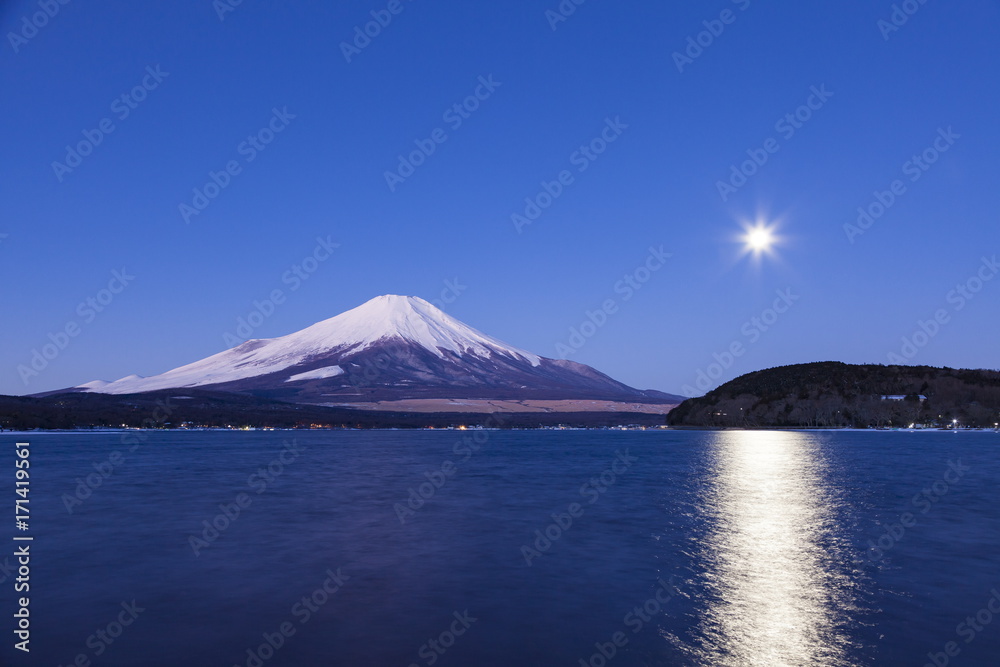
[
  {"xmin": 0, "ymin": 390, "xmax": 665, "ymax": 430},
  {"xmin": 668, "ymin": 362, "xmax": 1000, "ymax": 428}
]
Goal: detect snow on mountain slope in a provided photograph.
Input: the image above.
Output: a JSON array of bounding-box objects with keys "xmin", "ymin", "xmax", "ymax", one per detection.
[
  {"xmin": 285, "ymin": 366, "xmax": 344, "ymax": 383},
  {"xmin": 288, "ymin": 294, "xmax": 541, "ymax": 366},
  {"xmin": 75, "ymin": 380, "xmax": 111, "ymax": 391},
  {"xmin": 82, "ymin": 295, "xmax": 542, "ymax": 395}
]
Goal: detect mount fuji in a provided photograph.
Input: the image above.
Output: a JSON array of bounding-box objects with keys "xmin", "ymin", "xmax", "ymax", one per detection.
[{"xmin": 71, "ymin": 295, "xmax": 681, "ymax": 413}]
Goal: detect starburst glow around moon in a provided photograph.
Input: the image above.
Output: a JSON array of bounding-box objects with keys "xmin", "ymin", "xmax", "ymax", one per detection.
[{"xmin": 738, "ymin": 221, "xmax": 780, "ymax": 260}]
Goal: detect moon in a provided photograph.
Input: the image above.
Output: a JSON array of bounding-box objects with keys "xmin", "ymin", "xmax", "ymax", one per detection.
[{"xmin": 743, "ymin": 224, "xmax": 776, "ymax": 254}]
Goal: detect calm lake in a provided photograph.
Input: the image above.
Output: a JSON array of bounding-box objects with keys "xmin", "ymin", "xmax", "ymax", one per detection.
[{"xmin": 3, "ymin": 429, "xmax": 999, "ymax": 666}]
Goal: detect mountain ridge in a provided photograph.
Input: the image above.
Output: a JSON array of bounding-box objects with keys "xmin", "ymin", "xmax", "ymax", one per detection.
[{"xmin": 63, "ymin": 295, "xmax": 683, "ymax": 410}]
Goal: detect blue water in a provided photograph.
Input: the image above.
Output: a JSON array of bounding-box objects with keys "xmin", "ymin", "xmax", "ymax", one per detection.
[{"xmin": 3, "ymin": 430, "xmax": 999, "ymax": 666}]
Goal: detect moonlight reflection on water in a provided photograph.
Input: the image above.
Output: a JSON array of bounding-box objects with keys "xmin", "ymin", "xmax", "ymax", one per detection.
[{"xmin": 690, "ymin": 431, "xmax": 858, "ymax": 666}]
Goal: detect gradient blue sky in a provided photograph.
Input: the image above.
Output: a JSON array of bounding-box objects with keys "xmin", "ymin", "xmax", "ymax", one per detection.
[{"xmin": 3, "ymin": 0, "xmax": 998, "ymax": 397}]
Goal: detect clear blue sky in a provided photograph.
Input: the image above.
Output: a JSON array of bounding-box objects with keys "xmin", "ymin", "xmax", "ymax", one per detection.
[{"xmin": 2, "ymin": 0, "xmax": 998, "ymax": 397}]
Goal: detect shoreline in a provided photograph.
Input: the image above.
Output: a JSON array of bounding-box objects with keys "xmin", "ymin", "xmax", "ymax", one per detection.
[{"xmin": 4, "ymin": 426, "xmax": 998, "ymax": 434}]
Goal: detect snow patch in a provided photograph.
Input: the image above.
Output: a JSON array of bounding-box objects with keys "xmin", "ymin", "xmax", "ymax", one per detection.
[
  {"xmin": 285, "ymin": 366, "xmax": 344, "ymax": 383},
  {"xmin": 75, "ymin": 380, "xmax": 111, "ymax": 391}
]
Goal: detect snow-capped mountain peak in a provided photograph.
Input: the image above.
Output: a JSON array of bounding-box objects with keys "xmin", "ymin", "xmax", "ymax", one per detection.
[
  {"xmin": 291, "ymin": 295, "xmax": 541, "ymax": 365},
  {"xmin": 80, "ymin": 295, "xmax": 542, "ymax": 395}
]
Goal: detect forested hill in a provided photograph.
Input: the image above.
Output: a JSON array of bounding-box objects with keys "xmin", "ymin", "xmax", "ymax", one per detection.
[{"xmin": 667, "ymin": 362, "xmax": 1000, "ymax": 428}]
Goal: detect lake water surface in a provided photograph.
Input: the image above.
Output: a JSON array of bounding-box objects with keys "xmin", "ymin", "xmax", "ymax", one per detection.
[{"xmin": 4, "ymin": 429, "xmax": 999, "ymax": 666}]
